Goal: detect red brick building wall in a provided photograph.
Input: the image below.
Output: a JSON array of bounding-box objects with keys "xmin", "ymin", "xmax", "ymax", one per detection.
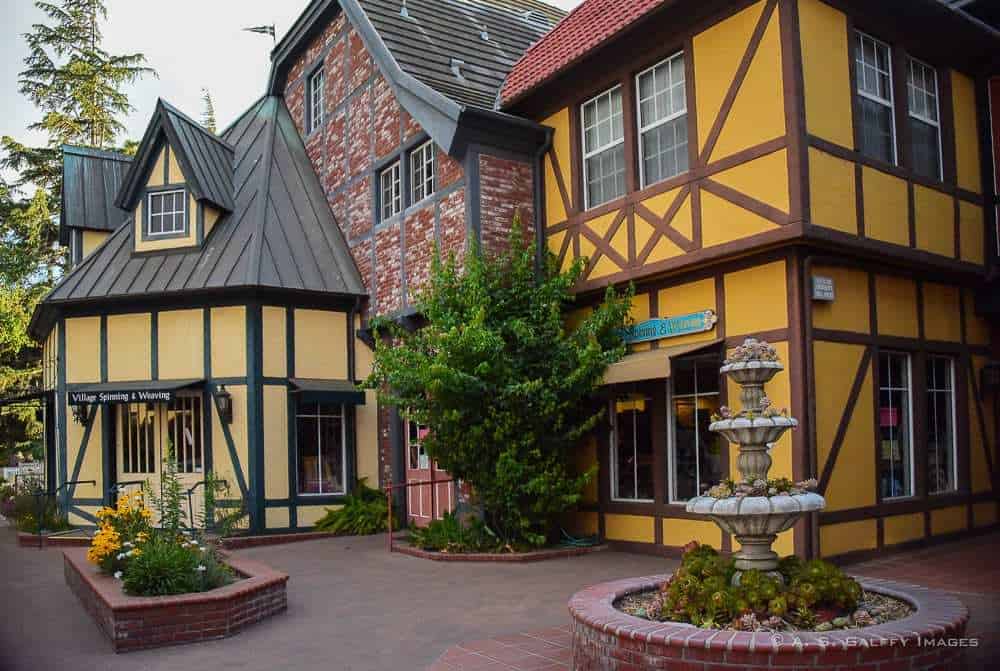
[{"xmin": 479, "ymin": 153, "xmax": 534, "ymax": 256}]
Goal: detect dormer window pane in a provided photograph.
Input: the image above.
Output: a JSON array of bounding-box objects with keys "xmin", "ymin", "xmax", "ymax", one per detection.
[
  {"xmin": 148, "ymin": 189, "xmax": 186, "ymax": 236},
  {"xmin": 380, "ymin": 161, "xmax": 401, "ymax": 221},
  {"xmin": 410, "ymin": 140, "xmax": 435, "ymax": 204},
  {"xmin": 855, "ymin": 32, "xmax": 896, "ymax": 165},
  {"xmin": 637, "ymin": 51, "xmax": 688, "ymax": 188},
  {"xmin": 582, "ymin": 86, "xmax": 625, "ymax": 209},
  {"xmin": 906, "ymin": 58, "xmax": 942, "ymax": 180}
]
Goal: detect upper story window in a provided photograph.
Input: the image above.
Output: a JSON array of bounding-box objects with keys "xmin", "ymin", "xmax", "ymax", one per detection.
[
  {"xmin": 582, "ymin": 86, "xmax": 625, "ymax": 209},
  {"xmin": 147, "ymin": 189, "xmax": 186, "ymax": 236},
  {"xmin": 380, "ymin": 160, "xmax": 402, "ymax": 221},
  {"xmin": 308, "ymin": 67, "xmax": 325, "ymax": 133},
  {"xmin": 637, "ymin": 52, "xmax": 688, "ymax": 188},
  {"xmin": 855, "ymin": 32, "xmax": 897, "ymax": 165},
  {"xmin": 410, "ymin": 140, "xmax": 435, "ymax": 204},
  {"xmin": 906, "ymin": 58, "xmax": 942, "ymax": 180}
]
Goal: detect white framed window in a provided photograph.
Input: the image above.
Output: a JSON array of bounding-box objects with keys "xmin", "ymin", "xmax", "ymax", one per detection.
[
  {"xmin": 636, "ymin": 51, "xmax": 688, "ymax": 188},
  {"xmin": 167, "ymin": 395, "xmax": 203, "ymax": 474},
  {"xmin": 907, "ymin": 57, "xmax": 943, "ymax": 181},
  {"xmin": 878, "ymin": 351, "xmax": 914, "ymax": 499},
  {"xmin": 410, "ymin": 140, "xmax": 435, "ymax": 204},
  {"xmin": 380, "ymin": 161, "xmax": 402, "ymax": 221},
  {"xmin": 406, "ymin": 419, "xmax": 429, "ymax": 470},
  {"xmin": 308, "ymin": 67, "xmax": 325, "ymax": 133},
  {"xmin": 926, "ymin": 356, "xmax": 958, "ymax": 494},
  {"xmin": 147, "ymin": 189, "xmax": 186, "ymax": 236},
  {"xmin": 582, "ymin": 86, "xmax": 625, "ymax": 209},
  {"xmin": 855, "ymin": 32, "xmax": 897, "ymax": 165},
  {"xmin": 295, "ymin": 402, "xmax": 346, "ymax": 496},
  {"xmin": 668, "ymin": 355, "xmax": 722, "ymax": 503},
  {"xmin": 610, "ymin": 393, "xmax": 655, "ymax": 502}
]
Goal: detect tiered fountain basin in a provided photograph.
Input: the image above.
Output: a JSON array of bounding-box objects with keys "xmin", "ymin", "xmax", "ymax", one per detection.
[{"xmin": 568, "ymin": 575, "xmax": 969, "ymax": 671}]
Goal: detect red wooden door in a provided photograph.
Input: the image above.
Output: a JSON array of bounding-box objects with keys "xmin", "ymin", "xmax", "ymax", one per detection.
[{"xmin": 404, "ymin": 421, "xmax": 454, "ymax": 526}]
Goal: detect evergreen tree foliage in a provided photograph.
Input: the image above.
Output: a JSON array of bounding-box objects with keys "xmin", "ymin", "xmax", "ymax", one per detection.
[
  {"xmin": 200, "ymin": 88, "xmax": 217, "ymax": 134},
  {"xmin": 365, "ymin": 219, "xmax": 633, "ymax": 547},
  {"xmin": 0, "ymin": 0, "xmax": 154, "ymax": 462}
]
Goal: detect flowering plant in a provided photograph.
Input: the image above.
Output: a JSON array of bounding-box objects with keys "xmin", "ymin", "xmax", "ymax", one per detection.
[
  {"xmin": 723, "ymin": 338, "xmax": 779, "ymax": 366},
  {"xmin": 87, "ymin": 491, "xmax": 153, "ymax": 573},
  {"xmin": 704, "ymin": 477, "xmax": 818, "ymax": 499}
]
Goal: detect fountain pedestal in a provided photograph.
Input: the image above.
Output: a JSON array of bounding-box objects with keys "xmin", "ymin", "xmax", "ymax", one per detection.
[{"xmin": 685, "ymin": 341, "xmax": 825, "ymax": 582}]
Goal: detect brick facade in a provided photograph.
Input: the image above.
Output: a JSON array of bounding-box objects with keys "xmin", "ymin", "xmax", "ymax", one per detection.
[{"xmin": 479, "ymin": 153, "xmax": 534, "ymax": 256}]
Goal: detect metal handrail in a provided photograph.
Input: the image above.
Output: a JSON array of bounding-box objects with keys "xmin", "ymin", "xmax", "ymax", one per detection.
[{"xmin": 185, "ymin": 479, "xmax": 227, "ymax": 531}]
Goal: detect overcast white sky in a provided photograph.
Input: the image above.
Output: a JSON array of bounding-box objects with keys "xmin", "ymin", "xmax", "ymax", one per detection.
[{"xmin": 1, "ymin": 0, "xmax": 582, "ymax": 177}]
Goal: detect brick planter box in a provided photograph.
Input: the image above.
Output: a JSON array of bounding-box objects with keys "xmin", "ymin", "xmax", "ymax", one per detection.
[
  {"xmin": 395, "ymin": 543, "xmax": 608, "ymax": 563},
  {"xmin": 63, "ymin": 547, "xmax": 288, "ymax": 652},
  {"xmin": 220, "ymin": 530, "xmax": 338, "ymax": 550},
  {"xmin": 569, "ymin": 574, "xmax": 969, "ymax": 670},
  {"xmin": 18, "ymin": 531, "xmax": 92, "ymax": 548}
]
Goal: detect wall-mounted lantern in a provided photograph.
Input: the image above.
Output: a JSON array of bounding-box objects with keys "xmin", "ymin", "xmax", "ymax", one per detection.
[
  {"xmin": 71, "ymin": 404, "xmax": 89, "ymax": 425},
  {"xmin": 215, "ymin": 385, "xmax": 233, "ymax": 424}
]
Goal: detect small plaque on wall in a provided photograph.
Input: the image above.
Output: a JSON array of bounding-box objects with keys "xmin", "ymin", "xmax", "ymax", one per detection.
[{"xmin": 811, "ymin": 275, "xmax": 835, "ymax": 302}]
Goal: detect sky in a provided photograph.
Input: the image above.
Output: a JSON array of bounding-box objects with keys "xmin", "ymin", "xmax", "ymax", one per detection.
[{"xmin": 1, "ymin": 0, "xmax": 582, "ymax": 185}]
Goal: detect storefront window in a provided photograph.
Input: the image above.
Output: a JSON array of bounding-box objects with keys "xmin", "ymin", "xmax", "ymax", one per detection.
[
  {"xmin": 296, "ymin": 402, "xmax": 345, "ymax": 495},
  {"xmin": 407, "ymin": 420, "xmax": 429, "ymax": 470},
  {"xmin": 167, "ymin": 395, "xmax": 203, "ymax": 473},
  {"xmin": 118, "ymin": 403, "xmax": 157, "ymax": 474},
  {"xmin": 878, "ymin": 352, "xmax": 913, "ymax": 498},
  {"xmin": 670, "ymin": 355, "xmax": 722, "ymax": 502},
  {"xmin": 926, "ymin": 356, "xmax": 957, "ymax": 494},
  {"xmin": 611, "ymin": 394, "xmax": 654, "ymax": 501}
]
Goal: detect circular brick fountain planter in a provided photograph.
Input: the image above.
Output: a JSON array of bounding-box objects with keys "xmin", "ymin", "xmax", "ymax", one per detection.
[{"xmin": 568, "ymin": 574, "xmax": 969, "ymax": 671}]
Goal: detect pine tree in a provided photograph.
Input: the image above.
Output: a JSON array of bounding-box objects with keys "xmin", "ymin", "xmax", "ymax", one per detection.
[
  {"xmin": 200, "ymin": 89, "xmax": 217, "ymax": 134},
  {"xmin": 0, "ymin": 0, "xmax": 155, "ymax": 463}
]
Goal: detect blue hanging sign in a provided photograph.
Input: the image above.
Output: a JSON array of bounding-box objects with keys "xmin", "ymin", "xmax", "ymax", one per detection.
[{"xmin": 619, "ymin": 310, "xmax": 718, "ymax": 345}]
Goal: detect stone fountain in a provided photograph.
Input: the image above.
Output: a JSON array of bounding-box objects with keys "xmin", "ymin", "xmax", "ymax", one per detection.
[{"xmin": 685, "ymin": 338, "xmax": 825, "ymax": 584}]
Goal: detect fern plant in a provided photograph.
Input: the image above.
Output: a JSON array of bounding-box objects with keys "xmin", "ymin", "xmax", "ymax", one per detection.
[{"xmin": 314, "ymin": 478, "xmax": 393, "ymax": 535}]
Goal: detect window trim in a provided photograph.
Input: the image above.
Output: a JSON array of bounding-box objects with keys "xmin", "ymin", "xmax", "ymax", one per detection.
[
  {"xmin": 379, "ymin": 160, "xmax": 402, "ymax": 222},
  {"xmin": 609, "ymin": 394, "xmax": 655, "ymax": 504},
  {"xmin": 308, "ymin": 66, "xmax": 325, "ymax": 134},
  {"xmin": 409, "ymin": 140, "xmax": 436, "ymax": 205},
  {"xmin": 906, "ymin": 56, "xmax": 944, "ymax": 181},
  {"xmin": 926, "ymin": 354, "xmax": 959, "ymax": 495},
  {"xmin": 146, "ymin": 188, "xmax": 187, "ymax": 238},
  {"xmin": 667, "ymin": 356, "xmax": 722, "ymax": 504},
  {"xmin": 581, "ymin": 85, "xmax": 625, "ymax": 210},
  {"xmin": 635, "ymin": 50, "xmax": 688, "ymax": 190},
  {"xmin": 878, "ymin": 350, "xmax": 915, "ymax": 501},
  {"xmin": 295, "ymin": 402, "xmax": 347, "ymax": 497},
  {"xmin": 855, "ymin": 31, "xmax": 898, "ymax": 166}
]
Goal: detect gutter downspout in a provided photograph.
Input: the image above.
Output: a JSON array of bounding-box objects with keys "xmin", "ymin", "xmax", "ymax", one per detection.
[{"xmin": 534, "ymin": 126, "xmax": 555, "ymax": 277}]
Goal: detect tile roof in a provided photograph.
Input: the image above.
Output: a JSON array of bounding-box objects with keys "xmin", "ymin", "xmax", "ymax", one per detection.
[
  {"xmin": 500, "ymin": 0, "xmax": 667, "ymax": 107},
  {"xmin": 31, "ymin": 96, "xmax": 365, "ymax": 338},
  {"xmin": 358, "ymin": 0, "xmax": 565, "ymax": 109},
  {"xmin": 59, "ymin": 146, "xmax": 131, "ymax": 242}
]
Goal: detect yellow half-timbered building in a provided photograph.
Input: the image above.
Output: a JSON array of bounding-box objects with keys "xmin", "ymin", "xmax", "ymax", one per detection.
[{"xmin": 502, "ymin": 0, "xmax": 999, "ymax": 560}]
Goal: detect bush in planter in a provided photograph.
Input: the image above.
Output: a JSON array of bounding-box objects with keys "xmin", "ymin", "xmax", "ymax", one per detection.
[
  {"xmin": 121, "ymin": 531, "xmax": 231, "ymax": 596},
  {"xmin": 314, "ymin": 478, "xmax": 394, "ymax": 535},
  {"xmin": 364, "ymin": 218, "xmax": 633, "ymax": 548},
  {"xmin": 407, "ymin": 512, "xmax": 505, "ymax": 553}
]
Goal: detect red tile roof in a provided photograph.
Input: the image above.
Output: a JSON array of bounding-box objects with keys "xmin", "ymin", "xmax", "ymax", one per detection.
[{"xmin": 500, "ymin": 0, "xmax": 668, "ymax": 108}]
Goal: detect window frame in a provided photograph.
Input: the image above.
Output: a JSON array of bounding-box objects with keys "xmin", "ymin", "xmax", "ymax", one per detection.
[
  {"xmin": 609, "ymin": 393, "xmax": 656, "ymax": 504},
  {"xmin": 308, "ymin": 66, "xmax": 325, "ymax": 134},
  {"xmin": 146, "ymin": 188, "xmax": 187, "ymax": 238},
  {"xmin": 905, "ymin": 56, "xmax": 944, "ymax": 181},
  {"xmin": 926, "ymin": 354, "xmax": 959, "ymax": 495},
  {"xmin": 667, "ymin": 355, "xmax": 722, "ymax": 504},
  {"xmin": 581, "ymin": 85, "xmax": 626, "ymax": 210},
  {"xmin": 855, "ymin": 31, "xmax": 898, "ymax": 166},
  {"xmin": 409, "ymin": 140, "xmax": 436, "ymax": 205},
  {"xmin": 379, "ymin": 160, "xmax": 402, "ymax": 222},
  {"xmin": 294, "ymin": 401, "xmax": 347, "ymax": 497},
  {"xmin": 635, "ymin": 50, "xmax": 688, "ymax": 189},
  {"xmin": 877, "ymin": 350, "xmax": 915, "ymax": 501}
]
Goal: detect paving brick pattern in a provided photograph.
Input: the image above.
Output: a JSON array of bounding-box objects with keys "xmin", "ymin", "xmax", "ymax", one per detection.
[{"xmin": 428, "ymin": 627, "xmax": 573, "ymax": 671}]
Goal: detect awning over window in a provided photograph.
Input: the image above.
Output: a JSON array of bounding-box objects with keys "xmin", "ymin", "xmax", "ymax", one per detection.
[
  {"xmin": 602, "ymin": 339, "xmax": 722, "ymax": 385},
  {"xmin": 289, "ymin": 378, "xmax": 366, "ymax": 405},
  {"xmin": 67, "ymin": 379, "xmax": 203, "ymax": 405}
]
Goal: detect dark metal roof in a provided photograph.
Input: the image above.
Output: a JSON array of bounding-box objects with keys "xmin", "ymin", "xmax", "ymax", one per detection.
[
  {"xmin": 357, "ymin": 0, "xmax": 564, "ymax": 109},
  {"xmin": 941, "ymin": 0, "xmax": 1000, "ymax": 32},
  {"xmin": 59, "ymin": 145, "xmax": 132, "ymax": 243},
  {"xmin": 31, "ymin": 96, "xmax": 366, "ymax": 339},
  {"xmin": 116, "ymin": 99, "xmax": 236, "ymax": 213}
]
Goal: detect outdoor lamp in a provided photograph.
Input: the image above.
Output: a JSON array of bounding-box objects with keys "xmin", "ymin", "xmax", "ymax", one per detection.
[
  {"xmin": 71, "ymin": 404, "xmax": 89, "ymax": 425},
  {"xmin": 215, "ymin": 385, "xmax": 233, "ymax": 424}
]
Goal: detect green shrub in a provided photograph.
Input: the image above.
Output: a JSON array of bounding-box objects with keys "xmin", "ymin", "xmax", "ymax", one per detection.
[
  {"xmin": 314, "ymin": 478, "xmax": 393, "ymax": 535},
  {"xmin": 11, "ymin": 491, "xmax": 71, "ymax": 533},
  {"xmin": 657, "ymin": 542, "xmax": 862, "ymax": 629},
  {"xmin": 407, "ymin": 512, "xmax": 506, "ymax": 553},
  {"xmin": 121, "ymin": 530, "xmax": 231, "ymax": 596}
]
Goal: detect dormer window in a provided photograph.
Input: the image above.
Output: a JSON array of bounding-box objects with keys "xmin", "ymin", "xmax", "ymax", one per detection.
[
  {"xmin": 147, "ymin": 189, "xmax": 187, "ymax": 236},
  {"xmin": 308, "ymin": 67, "xmax": 325, "ymax": 133}
]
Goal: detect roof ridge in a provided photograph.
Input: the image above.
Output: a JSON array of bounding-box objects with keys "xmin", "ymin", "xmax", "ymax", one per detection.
[
  {"xmin": 61, "ymin": 144, "xmax": 133, "ymax": 162},
  {"xmin": 245, "ymin": 96, "xmax": 281, "ymax": 287},
  {"xmin": 158, "ymin": 98, "xmax": 237, "ymax": 153}
]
